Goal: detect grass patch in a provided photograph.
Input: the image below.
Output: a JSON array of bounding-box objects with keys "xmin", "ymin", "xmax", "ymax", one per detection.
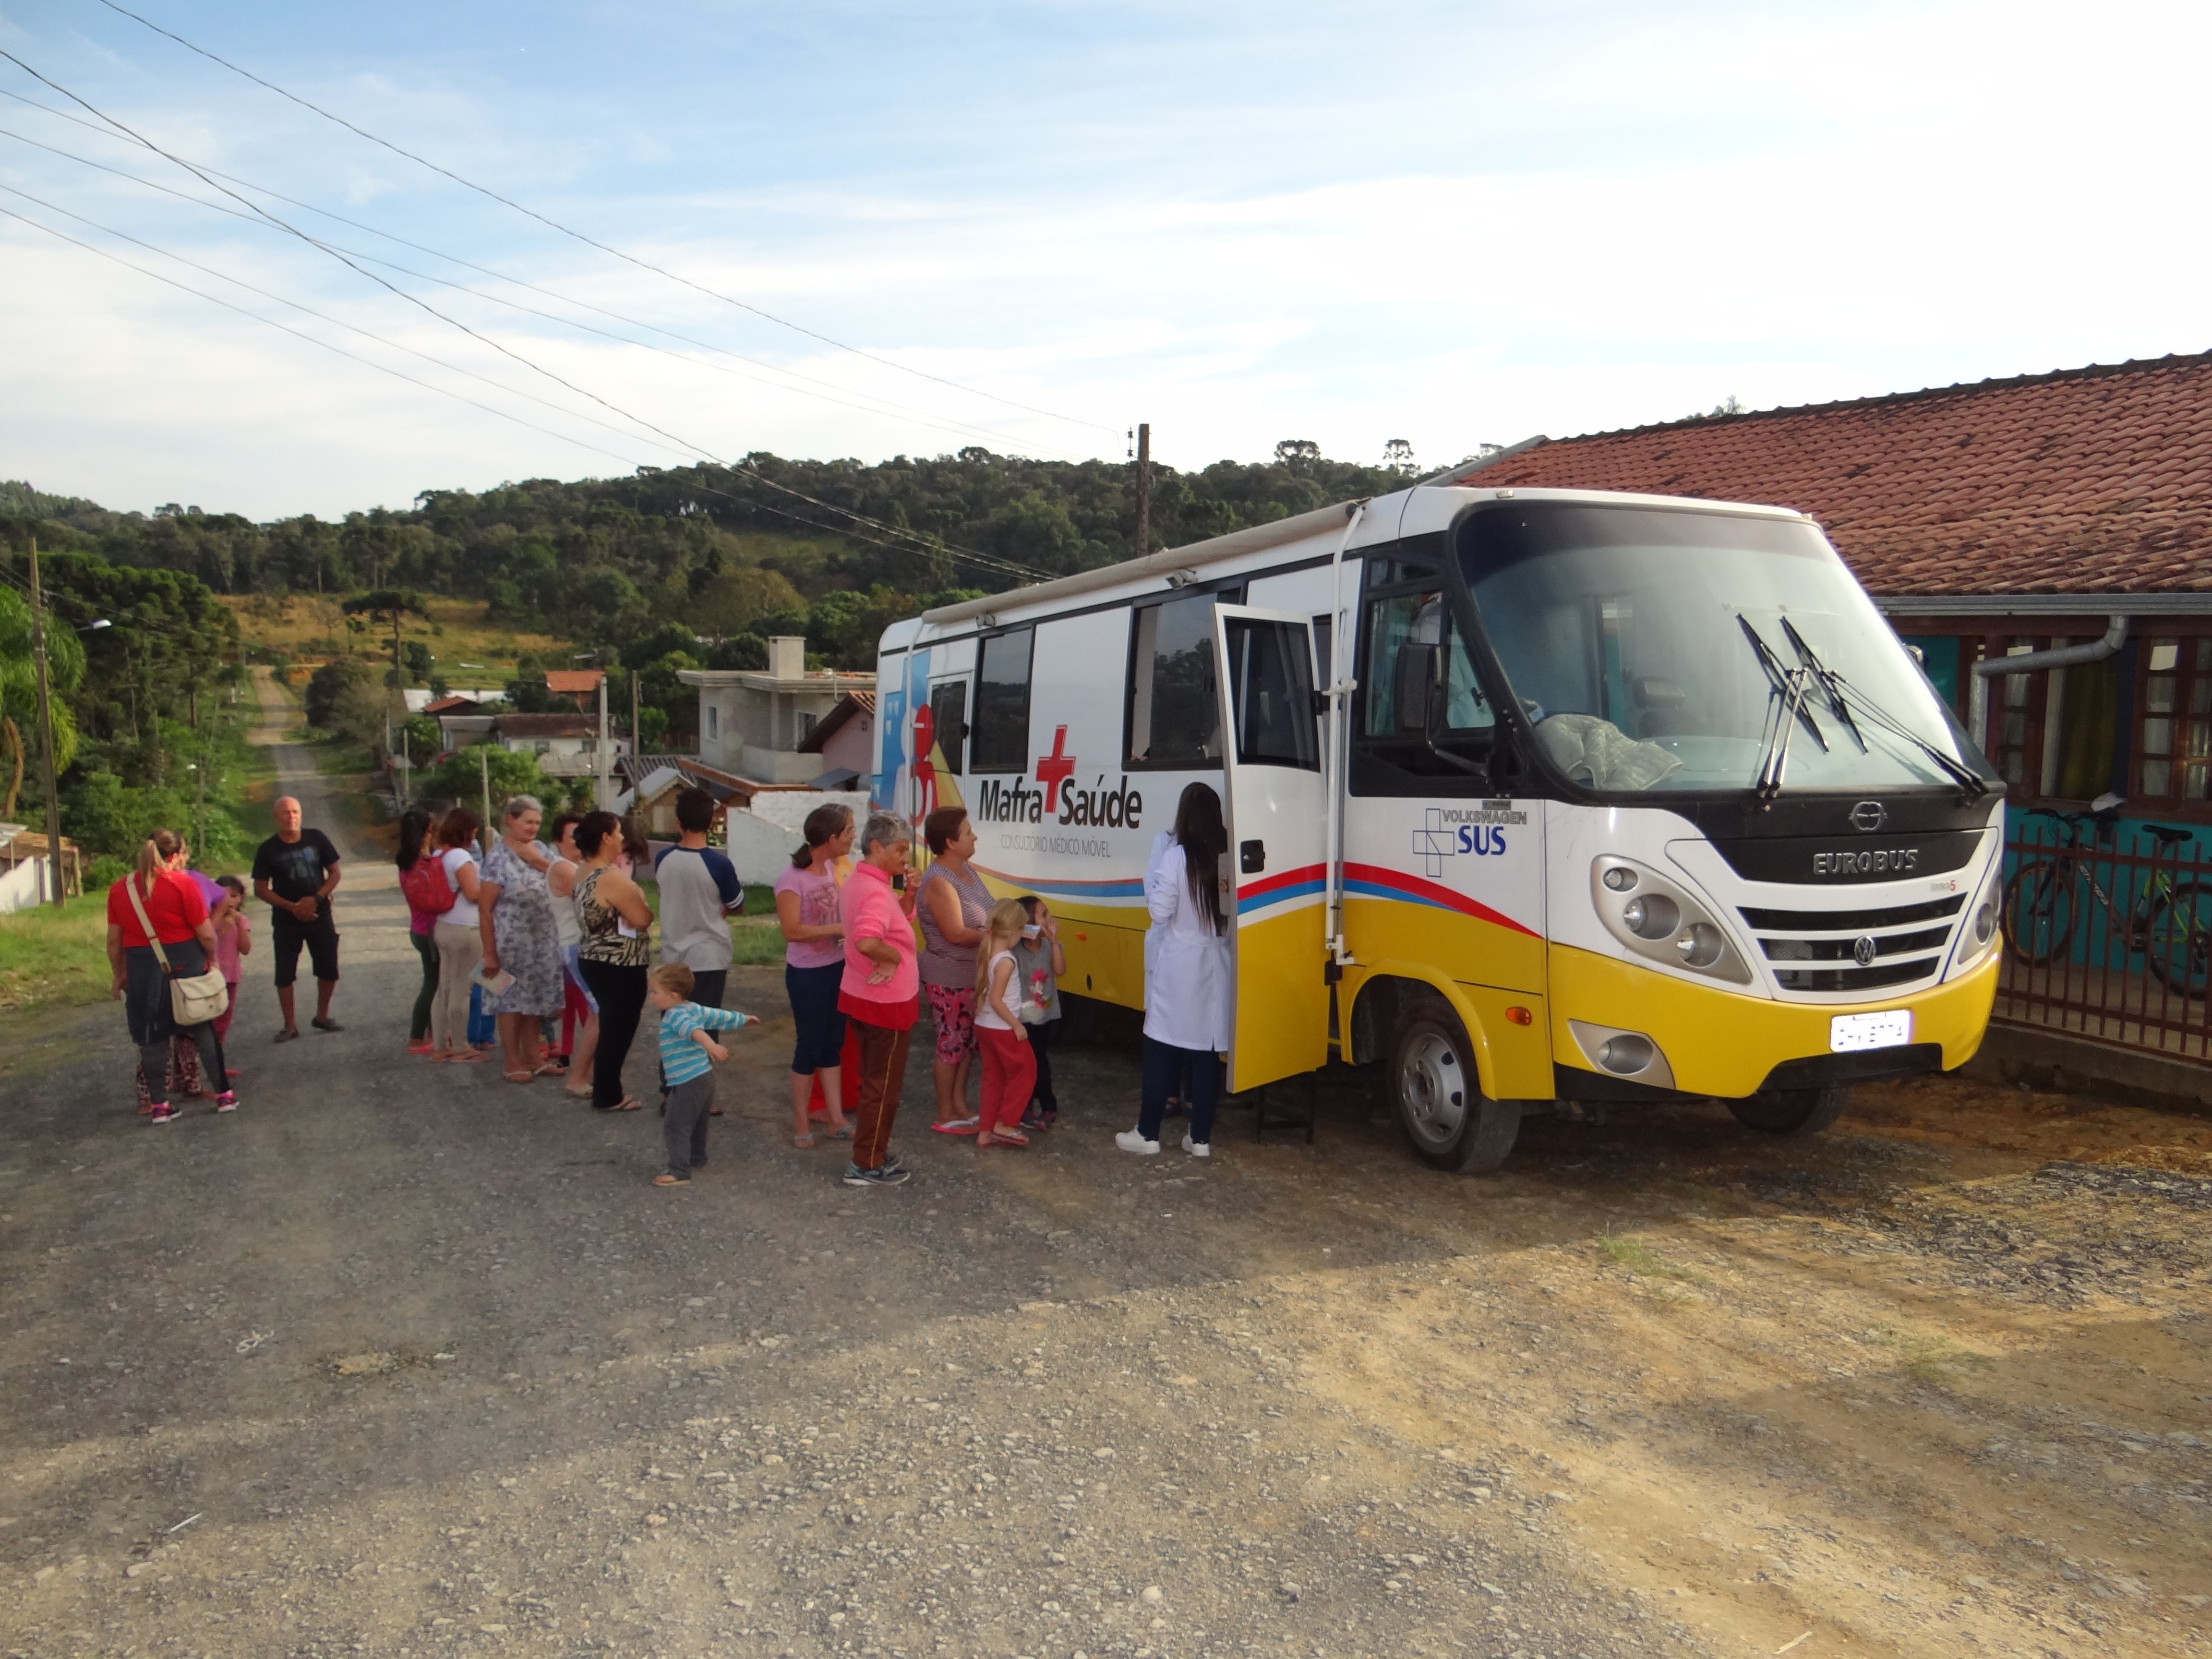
[
  {"xmin": 1863, "ymin": 1324, "xmax": 1995, "ymax": 1385},
  {"xmin": 1594, "ymin": 1231, "xmax": 1705, "ymax": 1284},
  {"xmin": 221, "ymin": 594, "xmax": 570, "ymax": 685},
  {"xmin": 0, "ymin": 900, "xmax": 113, "ymax": 1015}
]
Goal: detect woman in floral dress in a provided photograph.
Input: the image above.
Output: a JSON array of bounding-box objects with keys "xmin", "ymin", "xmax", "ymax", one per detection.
[{"xmin": 477, "ymin": 793, "xmax": 565, "ymax": 1083}]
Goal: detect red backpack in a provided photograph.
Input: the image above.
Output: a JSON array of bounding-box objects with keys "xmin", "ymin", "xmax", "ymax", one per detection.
[{"xmin": 399, "ymin": 851, "xmax": 457, "ymax": 915}]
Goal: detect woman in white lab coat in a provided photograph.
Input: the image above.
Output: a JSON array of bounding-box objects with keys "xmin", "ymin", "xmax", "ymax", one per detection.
[{"xmin": 1117, "ymin": 782, "xmax": 1231, "ymax": 1157}]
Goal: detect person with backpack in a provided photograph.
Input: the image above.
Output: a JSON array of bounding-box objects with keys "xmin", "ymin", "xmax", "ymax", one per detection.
[
  {"xmin": 423, "ymin": 807, "xmax": 486, "ymax": 1063},
  {"xmin": 396, "ymin": 807, "xmax": 444, "ymax": 1056}
]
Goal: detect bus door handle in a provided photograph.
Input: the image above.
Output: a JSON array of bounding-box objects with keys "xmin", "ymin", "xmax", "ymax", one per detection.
[{"xmin": 1240, "ymin": 839, "xmax": 1266, "ymax": 875}]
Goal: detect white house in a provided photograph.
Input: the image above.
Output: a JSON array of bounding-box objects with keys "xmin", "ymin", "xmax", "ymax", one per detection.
[
  {"xmin": 677, "ymin": 636, "xmax": 874, "ymax": 784},
  {"xmin": 491, "ymin": 713, "xmax": 630, "ymax": 780}
]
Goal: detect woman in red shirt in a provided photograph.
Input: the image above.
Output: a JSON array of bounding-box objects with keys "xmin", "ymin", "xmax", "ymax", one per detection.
[{"xmin": 106, "ymin": 829, "xmax": 234, "ymax": 1122}]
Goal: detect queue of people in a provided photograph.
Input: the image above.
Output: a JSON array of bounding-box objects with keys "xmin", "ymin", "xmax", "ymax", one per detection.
[{"xmin": 107, "ymin": 779, "xmax": 1238, "ymax": 1183}]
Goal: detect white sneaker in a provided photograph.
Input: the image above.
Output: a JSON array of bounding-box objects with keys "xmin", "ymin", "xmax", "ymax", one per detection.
[
  {"xmin": 1181, "ymin": 1133, "xmax": 1210, "ymax": 1158},
  {"xmin": 1114, "ymin": 1129, "xmax": 1161, "ymax": 1155}
]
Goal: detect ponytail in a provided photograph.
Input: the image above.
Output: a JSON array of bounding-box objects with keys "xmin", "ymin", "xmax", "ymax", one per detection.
[
  {"xmin": 133, "ymin": 829, "xmax": 183, "ymax": 891},
  {"xmin": 792, "ymin": 803, "xmax": 855, "ymax": 868}
]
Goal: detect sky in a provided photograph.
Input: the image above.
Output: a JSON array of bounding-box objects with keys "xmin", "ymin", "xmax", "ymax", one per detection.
[{"xmin": 0, "ymin": 0, "xmax": 2207, "ymax": 520}]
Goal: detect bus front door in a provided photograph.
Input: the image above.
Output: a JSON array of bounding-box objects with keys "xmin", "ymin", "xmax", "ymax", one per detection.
[{"xmin": 1212, "ymin": 605, "xmax": 1328, "ymax": 1092}]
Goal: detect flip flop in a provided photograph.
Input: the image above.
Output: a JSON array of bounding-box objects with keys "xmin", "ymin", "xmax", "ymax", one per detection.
[
  {"xmin": 447, "ymin": 1050, "xmax": 487, "ymax": 1064},
  {"xmin": 979, "ymin": 1128, "xmax": 1029, "ymax": 1148},
  {"xmin": 931, "ymin": 1117, "xmax": 980, "ymax": 1136},
  {"xmin": 565, "ymin": 1083, "xmax": 594, "ymax": 1099},
  {"xmin": 830, "ymin": 1123, "xmax": 854, "ymax": 1140},
  {"xmin": 793, "ymin": 1132, "xmax": 816, "ymax": 1148},
  {"xmin": 593, "ymin": 1096, "xmax": 643, "ymax": 1113},
  {"xmin": 504, "ymin": 1070, "xmax": 535, "ymax": 1084}
]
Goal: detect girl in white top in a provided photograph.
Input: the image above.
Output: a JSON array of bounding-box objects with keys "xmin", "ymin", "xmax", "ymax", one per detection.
[{"xmin": 972, "ymin": 898, "xmax": 1037, "ymax": 1149}]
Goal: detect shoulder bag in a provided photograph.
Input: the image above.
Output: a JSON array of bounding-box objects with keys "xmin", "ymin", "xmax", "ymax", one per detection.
[{"xmin": 125, "ymin": 873, "xmax": 231, "ymax": 1027}]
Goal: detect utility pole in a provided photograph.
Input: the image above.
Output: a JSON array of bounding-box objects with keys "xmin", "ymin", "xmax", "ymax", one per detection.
[
  {"xmin": 1133, "ymin": 422, "xmax": 1152, "ymax": 559},
  {"xmin": 630, "ymin": 666, "xmax": 641, "ymax": 769},
  {"xmin": 26, "ymin": 537, "xmax": 64, "ymax": 909},
  {"xmin": 597, "ymin": 673, "xmax": 611, "ymax": 810}
]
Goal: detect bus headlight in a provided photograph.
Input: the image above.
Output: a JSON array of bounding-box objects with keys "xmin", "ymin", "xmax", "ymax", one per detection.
[
  {"xmin": 1949, "ymin": 863, "xmax": 2003, "ymax": 975},
  {"xmin": 1590, "ymin": 857, "xmax": 1755, "ymax": 986}
]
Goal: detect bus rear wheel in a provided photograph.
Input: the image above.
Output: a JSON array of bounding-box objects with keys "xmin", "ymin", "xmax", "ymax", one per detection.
[
  {"xmin": 1389, "ymin": 997, "xmax": 1522, "ymax": 1173},
  {"xmin": 1725, "ymin": 1085, "xmax": 1851, "ymax": 1137}
]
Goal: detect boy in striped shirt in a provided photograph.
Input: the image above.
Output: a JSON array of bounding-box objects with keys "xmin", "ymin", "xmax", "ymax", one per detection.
[{"xmin": 648, "ymin": 963, "xmax": 755, "ymax": 1187}]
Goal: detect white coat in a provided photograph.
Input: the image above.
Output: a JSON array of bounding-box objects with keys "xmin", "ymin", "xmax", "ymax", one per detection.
[{"xmin": 1143, "ymin": 842, "xmax": 1233, "ymax": 1052}]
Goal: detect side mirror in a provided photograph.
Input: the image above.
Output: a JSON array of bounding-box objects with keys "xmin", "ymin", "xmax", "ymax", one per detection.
[{"xmin": 1395, "ymin": 642, "xmax": 1443, "ymax": 734}]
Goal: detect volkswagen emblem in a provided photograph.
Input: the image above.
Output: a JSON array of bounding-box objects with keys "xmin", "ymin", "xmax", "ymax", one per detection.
[
  {"xmin": 1850, "ymin": 800, "xmax": 1888, "ymax": 832},
  {"xmin": 1852, "ymin": 935, "xmax": 1879, "ymax": 967}
]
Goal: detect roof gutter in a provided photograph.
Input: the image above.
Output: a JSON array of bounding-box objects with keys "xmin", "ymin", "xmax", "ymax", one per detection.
[{"xmin": 1964, "ymin": 614, "xmax": 2128, "ymax": 755}]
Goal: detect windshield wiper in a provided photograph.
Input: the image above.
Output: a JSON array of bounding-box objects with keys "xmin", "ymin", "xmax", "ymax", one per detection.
[
  {"xmin": 1737, "ymin": 615, "xmax": 1827, "ymax": 800},
  {"xmin": 1780, "ymin": 617, "xmax": 1866, "ymax": 755},
  {"xmin": 1781, "ymin": 617, "xmax": 1990, "ymax": 798}
]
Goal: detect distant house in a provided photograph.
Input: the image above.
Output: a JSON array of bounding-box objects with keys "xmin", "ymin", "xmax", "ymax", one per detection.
[
  {"xmin": 542, "ymin": 669, "xmax": 606, "ymax": 704},
  {"xmin": 491, "ymin": 713, "xmax": 629, "ymax": 780},
  {"xmin": 794, "ymin": 691, "xmax": 877, "ymax": 788},
  {"xmin": 677, "ymin": 636, "xmax": 875, "ymax": 784},
  {"xmin": 1474, "ymin": 351, "xmax": 2212, "ymax": 824}
]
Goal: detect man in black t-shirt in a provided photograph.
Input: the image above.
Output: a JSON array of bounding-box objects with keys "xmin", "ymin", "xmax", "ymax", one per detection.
[{"xmin": 251, "ymin": 795, "xmax": 344, "ymax": 1040}]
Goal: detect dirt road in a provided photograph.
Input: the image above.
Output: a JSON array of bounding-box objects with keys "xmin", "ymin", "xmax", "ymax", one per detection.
[{"xmin": 3, "ymin": 705, "xmax": 2207, "ymax": 1658}]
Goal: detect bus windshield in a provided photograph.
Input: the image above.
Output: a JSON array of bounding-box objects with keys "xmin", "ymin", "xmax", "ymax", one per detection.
[{"xmin": 1459, "ymin": 502, "xmax": 1991, "ymax": 795}]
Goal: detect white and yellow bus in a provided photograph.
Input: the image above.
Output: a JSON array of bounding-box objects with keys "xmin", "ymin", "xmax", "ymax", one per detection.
[{"xmin": 871, "ymin": 481, "xmax": 2004, "ymax": 1170}]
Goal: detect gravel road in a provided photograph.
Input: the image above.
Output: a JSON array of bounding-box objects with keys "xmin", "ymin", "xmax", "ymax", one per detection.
[{"xmin": 3, "ymin": 691, "xmax": 2208, "ymax": 1659}]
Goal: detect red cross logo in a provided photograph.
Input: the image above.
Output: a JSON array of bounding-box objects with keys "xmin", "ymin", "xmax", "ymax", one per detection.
[{"xmin": 1034, "ymin": 725, "xmax": 1076, "ymax": 812}]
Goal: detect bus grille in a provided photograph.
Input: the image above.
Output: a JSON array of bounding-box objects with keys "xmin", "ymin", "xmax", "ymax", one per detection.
[{"xmin": 1739, "ymin": 894, "xmax": 1966, "ymax": 996}]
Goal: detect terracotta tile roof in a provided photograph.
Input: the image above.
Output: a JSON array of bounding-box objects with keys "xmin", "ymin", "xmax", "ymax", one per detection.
[
  {"xmin": 542, "ymin": 670, "xmax": 605, "ymax": 694},
  {"xmin": 1478, "ymin": 351, "xmax": 2212, "ymax": 596},
  {"xmin": 796, "ymin": 690, "xmax": 877, "ymax": 754}
]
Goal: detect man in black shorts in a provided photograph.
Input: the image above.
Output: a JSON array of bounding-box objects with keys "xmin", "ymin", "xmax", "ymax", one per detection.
[{"xmin": 252, "ymin": 794, "xmax": 344, "ymax": 1040}]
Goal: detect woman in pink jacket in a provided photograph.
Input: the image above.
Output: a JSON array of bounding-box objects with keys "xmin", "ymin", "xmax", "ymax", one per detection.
[{"xmin": 837, "ymin": 812, "xmax": 920, "ymax": 1188}]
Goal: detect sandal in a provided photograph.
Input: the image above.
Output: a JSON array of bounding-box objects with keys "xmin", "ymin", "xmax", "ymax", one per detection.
[
  {"xmin": 793, "ymin": 1132, "xmax": 816, "ymax": 1149},
  {"xmin": 594, "ymin": 1096, "xmax": 643, "ymax": 1113},
  {"xmin": 565, "ymin": 1083, "xmax": 594, "ymax": 1099},
  {"xmin": 653, "ymin": 1172, "xmax": 689, "ymax": 1187},
  {"xmin": 504, "ymin": 1070, "xmax": 535, "ymax": 1084},
  {"xmin": 830, "ymin": 1123, "xmax": 854, "ymax": 1140},
  {"xmin": 979, "ymin": 1127, "xmax": 1030, "ymax": 1148},
  {"xmin": 931, "ymin": 1117, "xmax": 980, "ymax": 1137},
  {"xmin": 531, "ymin": 1061, "xmax": 563, "ymax": 1078},
  {"xmin": 447, "ymin": 1049, "xmax": 487, "ymax": 1064}
]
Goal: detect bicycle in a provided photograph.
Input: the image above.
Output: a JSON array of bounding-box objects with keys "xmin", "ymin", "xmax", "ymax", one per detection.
[{"xmin": 2001, "ymin": 805, "xmax": 2212, "ymax": 993}]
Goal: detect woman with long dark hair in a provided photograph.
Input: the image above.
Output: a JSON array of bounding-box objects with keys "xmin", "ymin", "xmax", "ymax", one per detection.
[
  {"xmin": 774, "ymin": 802, "xmax": 855, "ymax": 1146},
  {"xmin": 1117, "ymin": 781, "xmax": 1231, "ymax": 1157},
  {"xmin": 396, "ymin": 806, "xmax": 442, "ymax": 1056}
]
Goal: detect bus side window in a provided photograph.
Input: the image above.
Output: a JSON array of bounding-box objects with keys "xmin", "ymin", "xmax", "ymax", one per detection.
[
  {"xmin": 1356, "ymin": 589, "xmax": 1495, "ymax": 784},
  {"xmin": 1126, "ymin": 591, "xmax": 1223, "ymax": 768},
  {"xmin": 929, "ymin": 680, "xmax": 969, "ymax": 775},
  {"xmin": 971, "ymin": 627, "xmax": 1034, "ymax": 772}
]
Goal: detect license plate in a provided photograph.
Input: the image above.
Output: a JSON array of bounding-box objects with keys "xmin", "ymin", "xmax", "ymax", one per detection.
[{"xmin": 1830, "ymin": 1010, "xmax": 1912, "ymax": 1052}]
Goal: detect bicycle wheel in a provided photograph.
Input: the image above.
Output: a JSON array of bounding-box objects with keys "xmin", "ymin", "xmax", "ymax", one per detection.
[
  {"xmin": 2002, "ymin": 861, "xmax": 2074, "ymax": 965},
  {"xmin": 2144, "ymin": 880, "xmax": 2212, "ymax": 995}
]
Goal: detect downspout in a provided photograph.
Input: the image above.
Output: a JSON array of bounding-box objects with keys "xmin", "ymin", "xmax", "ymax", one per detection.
[
  {"xmin": 1967, "ymin": 615, "xmax": 2128, "ymax": 751},
  {"xmin": 1323, "ymin": 500, "xmax": 1369, "ymax": 970}
]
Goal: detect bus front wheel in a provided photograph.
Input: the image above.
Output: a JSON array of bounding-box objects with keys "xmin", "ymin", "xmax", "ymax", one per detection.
[
  {"xmin": 1390, "ymin": 997, "xmax": 1522, "ymax": 1173},
  {"xmin": 1725, "ymin": 1085, "xmax": 1850, "ymax": 1137}
]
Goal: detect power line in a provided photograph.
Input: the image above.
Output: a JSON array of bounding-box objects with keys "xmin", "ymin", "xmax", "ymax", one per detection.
[
  {"xmin": 96, "ymin": 0, "xmax": 1119, "ymax": 436},
  {"xmin": 0, "ymin": 181, "xmax": 716, "ymax": 464},
  {"xmin": 0, "ymin": 52, "xmax": 1043, "ymax": 581},
  {"xmin": 0, "ymin": 47, "xmax": 716, "ymax": 463},
  {"xmin": 0, "ymin": 205, "xmax": 658, "ymax": 469},
  {"xmin": 0, "ymin": 95, "xmax": 1098, "ymax": 461},
  {"xmin": 0, "ymin": 210, "xmax": 1046, "ymax": 586}
]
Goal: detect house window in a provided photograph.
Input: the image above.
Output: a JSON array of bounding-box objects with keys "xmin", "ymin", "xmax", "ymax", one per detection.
[
  {"xmin": 533, "ymin": 739, "xmax": 552, "ymax": 756},
  {"xmin": 2137, "ymin": 637, "xmax": 2212, "ymax": 802},
  {"xmin": 971, "ymin": 627, "xmax": 1034, "ymax": 772},
  {"xmin": 707, "ymin": 704, "xmax": 718, "ymax": 740},
  {"xmin": 1125, "ymin": 592, "xmax": 1224, "ymax": 768}
]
